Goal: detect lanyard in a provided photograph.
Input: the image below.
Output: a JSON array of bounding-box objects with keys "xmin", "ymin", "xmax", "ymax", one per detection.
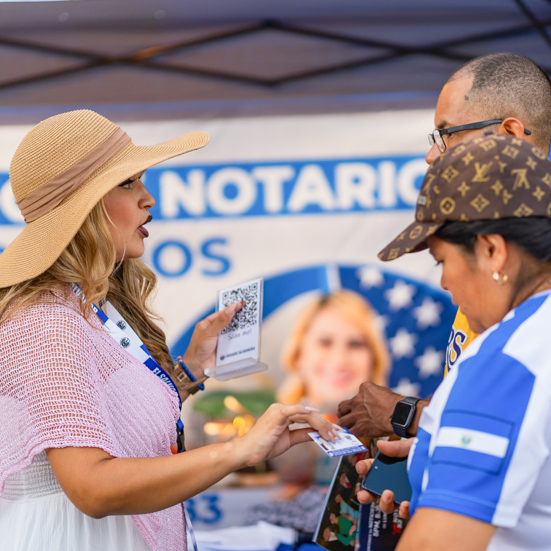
[
  {"xmin": 95, "ymin": 297, "xmax": 197, "ymax": 548},
  {"xmin": 71, "ymin": 285, "xmax": 197, "ymax": 548},
  {"xmin": 71, "ymin": 284, "xmax": 184, "ymax": 436}
]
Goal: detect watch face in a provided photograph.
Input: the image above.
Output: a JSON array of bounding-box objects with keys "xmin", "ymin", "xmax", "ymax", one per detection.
[{"xmin": 393, "ymin": 402, "xmax": 412, "ymax": 426}]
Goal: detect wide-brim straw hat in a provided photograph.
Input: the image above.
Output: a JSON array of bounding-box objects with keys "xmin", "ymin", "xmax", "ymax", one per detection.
[{"xmin": 0, "ymin": 109, "xmax": 209, "ymax": 288}]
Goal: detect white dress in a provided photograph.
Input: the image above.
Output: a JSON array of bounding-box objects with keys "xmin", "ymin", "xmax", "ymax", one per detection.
[
  {"xmin": 0, "ymin": 288, "xmax": 187, "ymax": 550},
  {"xmin": 0, "ymin": 452, "xmax": 151, "ymax": 551}
]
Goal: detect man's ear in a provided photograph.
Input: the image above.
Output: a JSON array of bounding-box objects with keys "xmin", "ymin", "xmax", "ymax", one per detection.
[{"xmin": 500, "ymin": 118, "xmax": 530, "ymax": 141}]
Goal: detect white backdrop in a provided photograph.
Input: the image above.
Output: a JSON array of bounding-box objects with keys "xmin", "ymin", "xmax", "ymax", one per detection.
[{"xmin": 0, "ymin": 109, "xmax": 455, "ymax": 399}]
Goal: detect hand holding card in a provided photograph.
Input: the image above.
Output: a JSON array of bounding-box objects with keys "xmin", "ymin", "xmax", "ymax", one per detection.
[
  {"xmin": 204, "ymin": 277, "xmax": 268, "ymax": 381},
  {"xmin": 309, "ymin": 427, "xmax": 368, "ymax": 458}
]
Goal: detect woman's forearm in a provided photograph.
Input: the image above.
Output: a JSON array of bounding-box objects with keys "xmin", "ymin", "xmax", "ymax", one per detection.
[
  {"xmin": 47, "ymin": 440, "xmax": 244, "ymax": 519},
  {"xmin": 396, "ymin": 508, "xmax": 495, "ymax": 551},
  {"xmin": 46, "ymin": 404, "xmax": 334, "ymax": 519}
]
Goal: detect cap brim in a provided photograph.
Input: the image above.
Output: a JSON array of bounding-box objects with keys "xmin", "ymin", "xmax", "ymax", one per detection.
[
  {"xmin": 0, "ymin": 130, "xmax": 209, "ymax": 287},
  {"xmin": 377, "ymin": 220, "xmax": 443, "ymax": 262}
]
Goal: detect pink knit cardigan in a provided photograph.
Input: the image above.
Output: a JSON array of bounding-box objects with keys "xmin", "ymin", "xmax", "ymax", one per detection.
[{"xmin": 0, "ymin": 286, "xmax": 186, "ymax": 550}]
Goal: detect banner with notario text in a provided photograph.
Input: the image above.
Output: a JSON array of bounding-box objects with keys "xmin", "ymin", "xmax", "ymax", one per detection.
[{"xmin": 0, "ymin": 110, "xmax": 455, "ymax": 416}]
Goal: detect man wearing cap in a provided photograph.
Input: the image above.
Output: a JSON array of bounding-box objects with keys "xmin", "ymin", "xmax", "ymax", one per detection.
[
  {"xmin": 338, "ymin": 53, "xmax": 551, "ymax": 445},
  {"xmin": 370, "ymin": 133, "xmax": 551, "ymax": 550}
]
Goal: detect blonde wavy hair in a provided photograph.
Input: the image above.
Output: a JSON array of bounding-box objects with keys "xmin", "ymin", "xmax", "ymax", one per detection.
[
  {"xmin": 276, "ymin": 290, "xmax": 390, "ymax": 405},
  {"xmin": 0, "ymin": 199, "xmax": 174, "ymax": 374}
]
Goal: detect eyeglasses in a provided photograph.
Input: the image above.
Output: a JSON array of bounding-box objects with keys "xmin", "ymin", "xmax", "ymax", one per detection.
[{"xmin": 428, "ymin": 119, "xmax": 532, "ymax": 153}]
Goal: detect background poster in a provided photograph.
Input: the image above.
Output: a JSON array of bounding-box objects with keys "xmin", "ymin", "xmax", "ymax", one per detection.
[{"xmin": 0, "ymin": 109, "xmax": 455, "ymax": 415}]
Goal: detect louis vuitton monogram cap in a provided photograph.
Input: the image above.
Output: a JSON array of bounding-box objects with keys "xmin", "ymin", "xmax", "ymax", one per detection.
[{"xmin": 378, "ymin": 134, "xmax": 551, "ymax": 262}]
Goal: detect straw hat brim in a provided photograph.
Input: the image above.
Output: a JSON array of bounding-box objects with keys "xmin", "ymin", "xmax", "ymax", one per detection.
[{"xmin": 0, "ymin": 130, "xmax": 209, "ymax": 287}]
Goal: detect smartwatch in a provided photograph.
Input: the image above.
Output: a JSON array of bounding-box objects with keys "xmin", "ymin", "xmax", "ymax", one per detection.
[{"xmin": 390, "ymin": 396, "xmax": 420, "ymax": 438}]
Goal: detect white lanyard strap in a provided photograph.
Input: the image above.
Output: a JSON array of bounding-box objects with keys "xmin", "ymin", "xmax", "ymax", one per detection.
[{"xmin": 71, "ymin": 284, "xmax": 183, "ymax": 421}]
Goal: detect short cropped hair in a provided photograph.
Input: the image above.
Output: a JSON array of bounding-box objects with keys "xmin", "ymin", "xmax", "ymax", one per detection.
[{"xmin": 450, "ymin": 53, "xmax": 551, "ymax": 153}]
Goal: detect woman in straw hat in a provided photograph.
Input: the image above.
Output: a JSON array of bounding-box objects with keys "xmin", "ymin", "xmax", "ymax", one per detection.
[
  {"xmin": 357, "ymin": 133, "xmax": 551, "ymax": 551},
  {"xmin": 0, "ymin": 110, "xmax": 335, "ymax": 551}
]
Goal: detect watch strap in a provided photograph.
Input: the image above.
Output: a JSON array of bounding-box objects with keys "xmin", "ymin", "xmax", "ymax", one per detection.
[
  {"xmin": 401, "ymin": 396, "xmax": 420, "ymax": 407},
  {"xmin": 173, "ymin": 358, "xmax": 208, "ymax": 395},
  {"xmin": 391, "ymin": 396, "xmax": 420, "ymax": 438}
]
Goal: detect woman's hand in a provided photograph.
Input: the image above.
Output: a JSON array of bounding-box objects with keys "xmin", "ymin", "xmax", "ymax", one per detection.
[
  {"xmin": 356, "ymin": 438, "xmax": 413, "ymax": 519},
  {"xmin": 45, "ymin": 405, "xmax": 331, "ymax": 518},
  {"xmin": 182, "ymin": 301, "xmax": 244, "ymax": 376},
  {"xmin": 233, "ymin": 403, "xmax": 338, "ymax": 467}
]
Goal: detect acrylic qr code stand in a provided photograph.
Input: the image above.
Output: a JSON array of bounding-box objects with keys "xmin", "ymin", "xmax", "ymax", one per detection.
[{"xmin": 205, "ymin": 277, "xmax": 268, "ymax": 382}]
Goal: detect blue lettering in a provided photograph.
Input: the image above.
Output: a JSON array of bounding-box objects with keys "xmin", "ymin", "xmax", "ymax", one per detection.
[
  {"xmin": 447, "ymin": 328, "xmax": 468, "ymax": 369},
  {"xmin": 158, "ymin": 170, "xmax": 205, "ymax": 218},
  {"xmin": 446, "ymin": 328, "xmax": 454, "ymax": 368},
  {"xmin": 184, "ymin": 495, "xmax": 222, "ymax": 524},
  {"xmin": 208, "ymin": 168, "xmax": 256, "ymax": 215},
  {"xmin": 0, "ymin": 155, "xmax": 428, "ymax": 225},
  {"xmin": 152, "ymin": 240, "xmax": 193, "ymax": 278},
  {"xmin": 152, "ymin": 237, "xmax": 231, "ymax": 279},
  {"xmin": 0, "ymin": 177, "xmax": 24, "ymax": 225},
  {"xmin": 201, "ymin": 238, "xmax": 230, "ymax": 276},
  {"xmin": 199, "ymin": 494, "xmax": 222, "ymax": 524}
]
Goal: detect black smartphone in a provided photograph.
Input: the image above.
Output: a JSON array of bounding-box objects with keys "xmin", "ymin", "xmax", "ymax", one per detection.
[{"xmin": 361, "ymin": 451, "xmax": 412, "ymax": 505}]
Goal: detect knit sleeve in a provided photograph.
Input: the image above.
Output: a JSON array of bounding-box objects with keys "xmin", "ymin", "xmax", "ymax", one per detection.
[
  {"xmin": 0, "ymin": 300, "xmax": 120, "ymax": 492},
  {"xmin": 0, "ymin": 291, "xmax": 186, "ymax": 550}
]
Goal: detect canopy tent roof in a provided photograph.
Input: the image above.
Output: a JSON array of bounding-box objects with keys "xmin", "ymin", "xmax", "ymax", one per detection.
[{"xmin": 0, "ymin": 0, "xmax": 550, "ymax": 123}]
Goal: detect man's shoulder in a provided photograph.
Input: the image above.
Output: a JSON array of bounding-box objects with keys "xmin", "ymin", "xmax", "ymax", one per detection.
[
  {"xmin": 446, "ymin": 308, "xmax": 479, "ymax": 374},
  {"xmin": 451, "ymin": 308, "xmax": 479, "ymax": 342}
]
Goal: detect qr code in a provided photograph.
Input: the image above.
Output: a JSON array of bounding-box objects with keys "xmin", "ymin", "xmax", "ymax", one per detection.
[{"xmin": 220, "ymin": 282, "xmax": 259, "ymax": 334}]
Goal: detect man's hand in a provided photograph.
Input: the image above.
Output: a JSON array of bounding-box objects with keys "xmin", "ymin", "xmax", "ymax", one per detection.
[
  {"xmin": 356, "ymin": 439, "xmax": 413, "ymax": 519},
  {"xmin": 337, "ymin": 382, "xmax": 404, "ymax": 438}
]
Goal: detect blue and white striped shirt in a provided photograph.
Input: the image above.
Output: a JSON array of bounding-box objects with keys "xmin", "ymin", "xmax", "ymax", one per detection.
[{"xmin": 409, "ymin": 290, "xmax": 551, "ymax": 550}]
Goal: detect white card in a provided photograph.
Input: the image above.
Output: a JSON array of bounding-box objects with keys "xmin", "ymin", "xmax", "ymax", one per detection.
[
  {"xmin": 205, "ymin": 278, "xmax": 268, "ymax": 381},
  {"xmin": 308, "ymin": 427, "xmax": 368, "ymax": 458}
]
